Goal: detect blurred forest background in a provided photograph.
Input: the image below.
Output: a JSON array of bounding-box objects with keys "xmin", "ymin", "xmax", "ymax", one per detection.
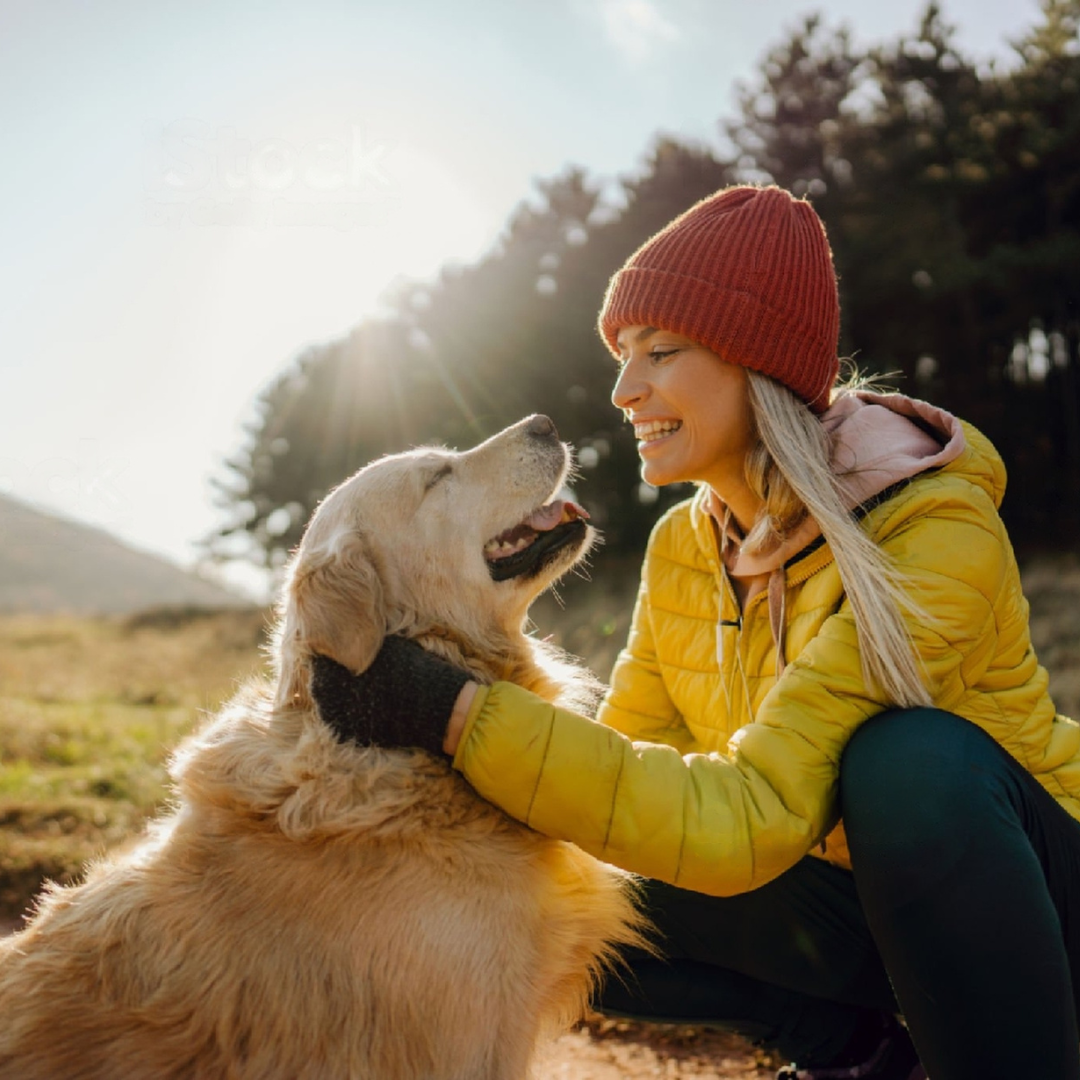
[{"xmin": 204, "ymin": 0, "xmax": 1080, "ymax": 575}]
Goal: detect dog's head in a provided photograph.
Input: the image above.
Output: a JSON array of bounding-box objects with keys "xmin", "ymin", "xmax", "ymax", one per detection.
[{"xmin": 274, "ymin": 415, "xmax": 594, "ymax": 710}]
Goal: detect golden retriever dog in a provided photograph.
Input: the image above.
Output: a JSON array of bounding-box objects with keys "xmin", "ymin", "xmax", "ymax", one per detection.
[{"xmin": 0, "ymin": 414, "xmax": 646, "ymax": 1080}]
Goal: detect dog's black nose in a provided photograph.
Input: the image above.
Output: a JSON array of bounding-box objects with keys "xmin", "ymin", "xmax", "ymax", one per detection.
[{"xmin": 527, "ymin": 414, "xmax": 558, "ymax": 439}]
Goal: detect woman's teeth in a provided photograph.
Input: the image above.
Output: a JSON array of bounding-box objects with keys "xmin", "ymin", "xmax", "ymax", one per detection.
[{"xmin": 634, "ymin": 420, "xmax": 682, "ymax": 443}]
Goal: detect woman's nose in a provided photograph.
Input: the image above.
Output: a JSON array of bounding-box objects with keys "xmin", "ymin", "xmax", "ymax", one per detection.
[{"xmin": 611, "ymin": 359, "xmax": 645, "ymax": 412}]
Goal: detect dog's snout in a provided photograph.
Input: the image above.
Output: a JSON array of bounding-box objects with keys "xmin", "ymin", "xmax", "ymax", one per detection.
[{"xmin": 526, "ymin": 415, "xmax": 558, "ymax": 440}]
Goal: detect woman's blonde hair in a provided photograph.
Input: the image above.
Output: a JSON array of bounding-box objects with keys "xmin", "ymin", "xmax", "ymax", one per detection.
[{"xmin": 741, "ymin": 369, "xmax": 932, "ymax": 707}]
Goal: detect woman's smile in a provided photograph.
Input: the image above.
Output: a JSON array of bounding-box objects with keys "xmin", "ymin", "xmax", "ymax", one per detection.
[
  {"xmin": 612, "ymin": 325, "xmax": 755, "ymax": 494},
  {"xmin": 633, "ymin": 419, "xmax": 683, "ymax": 445}
]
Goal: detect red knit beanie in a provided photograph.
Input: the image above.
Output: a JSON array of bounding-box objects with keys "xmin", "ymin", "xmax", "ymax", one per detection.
[{"xmin": 598, "ymin": 185, "xmax": 840, "ymax": 413}]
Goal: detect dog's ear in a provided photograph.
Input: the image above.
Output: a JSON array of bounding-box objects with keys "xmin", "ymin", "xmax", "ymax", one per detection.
[
  {"xmin": 291, "ymin": 529, "xmax": 386, "ymax": 674},
  {"xmin": 275, "ymin": 529, "xmax": 386, "ymax": 712}
]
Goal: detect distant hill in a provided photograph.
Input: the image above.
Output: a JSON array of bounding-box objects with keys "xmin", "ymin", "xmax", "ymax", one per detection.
[{"xmin": 0, "ymin": 495, "xmax": 251, "ymax": 614}]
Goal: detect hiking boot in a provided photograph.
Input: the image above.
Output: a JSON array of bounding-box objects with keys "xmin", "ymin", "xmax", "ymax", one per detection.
[{"xmin": 775, "ymin": 1013, "xmax": 927, "ymax": 1079}]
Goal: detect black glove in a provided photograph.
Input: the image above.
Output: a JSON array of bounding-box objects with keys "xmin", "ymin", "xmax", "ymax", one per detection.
[{"xmin": 310, "ymin": 637, "xmax": 472, "ymax": 757}]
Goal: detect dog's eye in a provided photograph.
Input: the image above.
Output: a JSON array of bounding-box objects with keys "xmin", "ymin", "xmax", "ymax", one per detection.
[{"xmin": 424, "ymin": 464, "xmax": 453, "ymax": 491}]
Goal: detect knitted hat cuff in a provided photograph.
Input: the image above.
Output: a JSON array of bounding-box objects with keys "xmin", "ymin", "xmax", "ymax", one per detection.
[{"xmin": 601, "ymin": 266, "xmax": 837, "ymax": 414}]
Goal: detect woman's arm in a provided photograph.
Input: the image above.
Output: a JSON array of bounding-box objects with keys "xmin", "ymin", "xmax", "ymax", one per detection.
[
  {"xmin": 452, "ymin": 472, "xmax": 1017, "ymax": 896},
  {"xmin": 318, "ymin": 469, "xmax": 1017, "ymax": 898}
]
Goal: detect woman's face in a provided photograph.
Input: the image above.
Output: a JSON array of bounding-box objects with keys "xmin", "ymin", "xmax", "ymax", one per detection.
[{"xmin": 612, "ymin": 325, "xmax": 755, "ymax": 492}]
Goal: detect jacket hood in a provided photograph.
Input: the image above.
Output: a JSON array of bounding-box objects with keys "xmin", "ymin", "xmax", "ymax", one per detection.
[{"xmin": 695, "ymin": 391, "xmax": 975, "ymax": 581}]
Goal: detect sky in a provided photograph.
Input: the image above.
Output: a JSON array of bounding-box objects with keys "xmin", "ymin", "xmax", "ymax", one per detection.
[{"xmin": 0, "ymin": 0, "xmax": 1043, "ymax": 598}]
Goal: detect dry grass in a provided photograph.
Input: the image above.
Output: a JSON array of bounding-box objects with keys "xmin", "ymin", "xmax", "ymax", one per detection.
[
  {"xmin": 0, "ymin": 606, "xmax": 271, "ymax": 915},
  {"xmin": 0, "ymin": 552, "xmax": 1077, "ymax": 923}
]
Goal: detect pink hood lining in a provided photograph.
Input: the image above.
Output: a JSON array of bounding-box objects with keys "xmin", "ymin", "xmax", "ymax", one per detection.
[{"xmin": 708, "ymin": 391, "xmax": 966, "ymax": 580}]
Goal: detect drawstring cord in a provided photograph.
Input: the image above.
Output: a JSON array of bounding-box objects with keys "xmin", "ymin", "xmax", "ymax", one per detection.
[
  {"xmin": 767, "ymin": 568, "xmax": 789, "ymax": 680},
  {"xmin": 716, "ymin": 505, "xmax": 738, "ymax": 714},
  {"xmin": 714, "ymin": 506, "xmax": 757, "ymax": 719},
  {"xmin": 716, "ymin": 618, "xmax": 735, "ymax": 716},
  {"xmin": 715, "ymin": 505, "xmax": 789, "ymax": 708}
]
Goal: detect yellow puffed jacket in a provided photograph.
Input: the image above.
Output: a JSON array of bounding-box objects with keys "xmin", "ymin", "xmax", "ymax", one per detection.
[{"xmin": 453, "ymin": 393, "xmax": 1079, "ymax": 896}]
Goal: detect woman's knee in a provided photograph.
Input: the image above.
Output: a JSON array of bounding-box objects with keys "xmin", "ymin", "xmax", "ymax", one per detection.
[{"xmin": 840, "ymin": 708, "xmax": 991, "ymax": 867}]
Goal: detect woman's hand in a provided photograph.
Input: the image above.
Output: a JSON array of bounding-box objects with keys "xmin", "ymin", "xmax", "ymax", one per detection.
[{"xmin": 310, "ymin": 637, "xmax": 477, "ymax": 758}]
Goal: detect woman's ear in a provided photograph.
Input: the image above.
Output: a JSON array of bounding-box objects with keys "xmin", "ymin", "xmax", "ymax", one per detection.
[{"xmin": 275, "ymin": 530, "xmax": 386, "ymax": 710}]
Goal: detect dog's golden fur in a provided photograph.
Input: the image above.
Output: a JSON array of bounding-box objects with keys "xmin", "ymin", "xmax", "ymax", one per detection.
[{"xmin": 0, "ymin": 416, "xmax": 646, "ymax": 1079}]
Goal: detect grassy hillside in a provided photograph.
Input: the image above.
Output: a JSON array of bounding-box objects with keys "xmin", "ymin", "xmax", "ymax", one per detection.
[
  {"xmin": 0, "ymin": 494, "xmax": 248, "ymax": 614},
  {"xmin": 0, "ymin": 553, "xmax": 1077, "ymax": 921}
]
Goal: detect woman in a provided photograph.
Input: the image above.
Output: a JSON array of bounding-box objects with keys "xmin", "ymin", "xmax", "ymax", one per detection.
[{"xmin": 312, "ymin": 186, "xmax": 1080, "ymax": 1080}]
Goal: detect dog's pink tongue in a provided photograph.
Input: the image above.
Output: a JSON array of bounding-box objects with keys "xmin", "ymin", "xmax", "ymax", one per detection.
[{"xmin": 523, "ymin": 500, "xmax": 589, "ymax": 532}]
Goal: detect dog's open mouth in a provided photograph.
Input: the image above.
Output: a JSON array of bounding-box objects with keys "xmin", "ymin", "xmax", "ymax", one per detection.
[{"xmin": 484, "ymin": 500, "xmax": 589, "ymax": 582}]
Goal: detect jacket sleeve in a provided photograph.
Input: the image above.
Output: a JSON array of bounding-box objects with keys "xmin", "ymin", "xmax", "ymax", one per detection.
[{"xmin": 452, "ymin": 472, "xmax": 1014, "ymax": 896}]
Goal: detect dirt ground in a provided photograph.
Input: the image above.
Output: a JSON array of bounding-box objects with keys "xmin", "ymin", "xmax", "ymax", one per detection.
[{"xmin": 542, "ymin": 1018, "xmax": 779, "ymax": 1078}]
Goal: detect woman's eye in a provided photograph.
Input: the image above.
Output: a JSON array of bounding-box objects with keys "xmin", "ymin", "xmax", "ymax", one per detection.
[{"xmin": 615, "ymin": 347, "xmax": 680, "ymax": 368}]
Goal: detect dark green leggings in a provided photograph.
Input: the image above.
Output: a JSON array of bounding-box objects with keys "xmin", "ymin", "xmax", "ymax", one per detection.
[{"xmin": 597, "ymin": 708, "xmax": 1080, "ymax": 1079}]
